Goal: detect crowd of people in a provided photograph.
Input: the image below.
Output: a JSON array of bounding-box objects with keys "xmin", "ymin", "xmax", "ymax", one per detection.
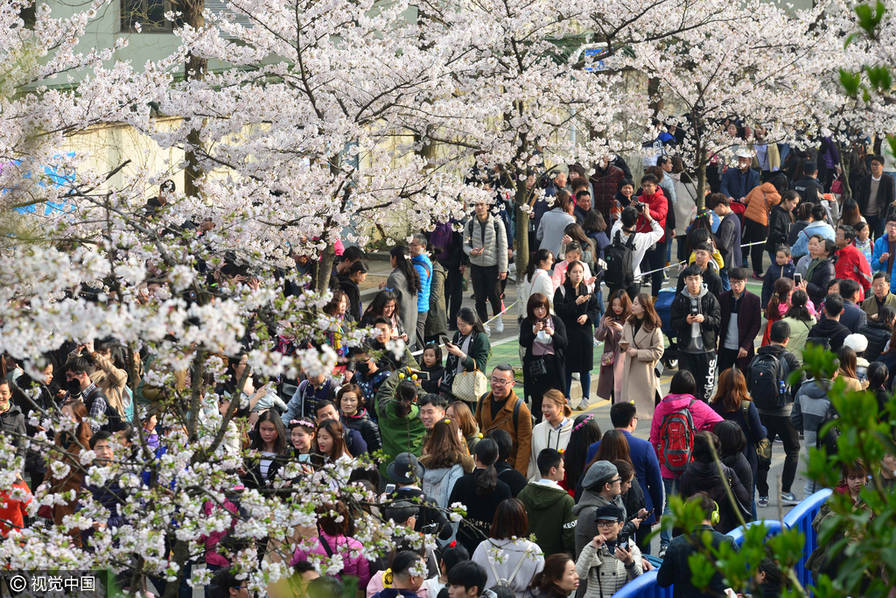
[{"xmin": 2, "ymin": 130, "xmax": 896, "ymax": 598}]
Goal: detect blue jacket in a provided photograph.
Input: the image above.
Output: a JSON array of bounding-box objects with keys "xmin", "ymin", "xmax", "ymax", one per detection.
[
  {"xmin": 720, "ymin": 167, "xmax": 760, "ymax": 200},
  {"xmin": 871, "ymin": 235, "xmax": 896, "ymax": 293},
  {"xmin": 585, "ymin": 430, "xmax": 663, "ymax": 525},
  {"xmin": 412, "ymin": 254, "xmax": 433, "ymax": 312},
  {"xmin": 792, "ymin": 221, "xmax": 835, "ymax": 259}
]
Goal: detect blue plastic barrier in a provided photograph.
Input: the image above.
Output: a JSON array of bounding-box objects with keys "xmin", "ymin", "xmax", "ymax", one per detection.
[
  {"xmin": 609, "ymin": 570, "xmax": 671, "ymax": 598},
  {"xmin": 782, "ymin": 488, "xmax": 833, "ymax": 590},
  {"xmin": 725, "ymin": 519, "xmax": 783, "ymax": 548}
]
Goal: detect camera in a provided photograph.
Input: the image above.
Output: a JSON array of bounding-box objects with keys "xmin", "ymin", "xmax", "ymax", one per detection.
[{"xmin": 631, "ymin": 201, "xmax": 646, "ymax": 212}]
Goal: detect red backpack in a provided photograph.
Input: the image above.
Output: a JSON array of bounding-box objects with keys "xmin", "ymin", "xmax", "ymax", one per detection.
[{"xmin": 659, "ymin": 399, "xmax": 697, "ymax": 474}]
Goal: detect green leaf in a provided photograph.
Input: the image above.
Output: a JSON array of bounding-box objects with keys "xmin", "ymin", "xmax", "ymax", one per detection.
[
  {"xmin": 855, "ymin": 0, "xmax": 886, "ymax": 35},
  {"xmin": 866, "ymin": 65, "xmax": 892, "ymax": 91}
]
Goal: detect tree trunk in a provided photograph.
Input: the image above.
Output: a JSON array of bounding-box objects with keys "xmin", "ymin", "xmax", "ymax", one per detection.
[
  {"xmin": 648, "ymin": 77, "xmax": 664, "ymax": 118},
  {"xmin": 514, "ymin": 183, "xmax": 530, "ymax": 280},
  {"xmin": 181, "ymin": 0, "xmax": 206, "ymax": 198},
  {"xmin": 315, "ymin": 245, "xmax": 336, "ymax": 292}
]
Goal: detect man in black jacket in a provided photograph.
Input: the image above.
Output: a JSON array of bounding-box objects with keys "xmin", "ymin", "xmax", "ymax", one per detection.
[
  {"xmin": 671, "ymin": 265, "xmax": 722, "ymax": 402},
  {"xmin": 807, "ymin": 294, "xmax": 850, "ymax": 353},
  {"xmin": 765, "ymin": 190, "xmax": 800, "ymax": 263},
  {"xmin": 709, "ymin": 194, "xmax": 742, "ymax": 290},
  {"xmin": 657, "ymin": 492, "xmax": 736, "ymax": 598},
  {"xmin": 856, "ymin": 154, "xmax": 896, "ymax": 238},
  {"xmin": 792, "ymin": 162, "xmax": 825, "ymax": 205},
  {"xmin": 718, "ymin": 269, "xmax": 763, "ymax": 373}
]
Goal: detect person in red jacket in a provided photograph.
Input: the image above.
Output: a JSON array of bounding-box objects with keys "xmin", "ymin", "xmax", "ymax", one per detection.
[
  {"xmin": 835, "ymin": 224, "xmax": 872, "ymax": 302},
  {"xmin": 636, "ymin": 173, "xmax": 669, "ymax": 296},
  {"xmin": 0, "ymin": 475, "xmax": 32, "ymax": 538}
]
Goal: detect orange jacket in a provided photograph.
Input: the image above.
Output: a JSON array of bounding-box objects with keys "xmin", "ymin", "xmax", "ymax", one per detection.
[{"xmin": 743, "ymin": 182, "xmax": 781, "ymax": 227}]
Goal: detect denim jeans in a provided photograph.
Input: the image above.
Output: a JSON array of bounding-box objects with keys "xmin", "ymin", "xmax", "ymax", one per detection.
[{"xmin": 660, "ymin": 477, "xmax": 679, "ymax": 548}]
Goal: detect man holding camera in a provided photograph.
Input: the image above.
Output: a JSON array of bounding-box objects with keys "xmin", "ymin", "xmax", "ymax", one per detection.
[
  {"xmin": 670, "ymin": 264, "xmax": 722, "ymax": 402},
  {"xmin": 607, "ymin": 204, "xmax": 664, "ymax": 299}
]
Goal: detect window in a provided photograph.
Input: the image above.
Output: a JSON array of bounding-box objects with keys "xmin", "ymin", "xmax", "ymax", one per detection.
[{"xmin": 120, "ymin": 0, "xmax": 172, "ymax": 33}]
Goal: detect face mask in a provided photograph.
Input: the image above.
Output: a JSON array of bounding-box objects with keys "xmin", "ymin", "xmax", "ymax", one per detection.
[{"xmin": 66, "ymin": 378, "xmax": 83, "ymax": 395}]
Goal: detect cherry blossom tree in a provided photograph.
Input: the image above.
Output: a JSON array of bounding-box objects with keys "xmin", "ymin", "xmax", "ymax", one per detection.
[{"xmin": 610, "ymin": 0, "xmax": 837, "ymax": 206}]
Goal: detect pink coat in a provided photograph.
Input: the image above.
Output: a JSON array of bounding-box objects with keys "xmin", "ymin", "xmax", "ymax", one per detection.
[
  {"xmin": 291, "ymin": 532, "xmax": 370, "ymax": 589},
  {"xmin": 201, "ymin": 499, "xmax": 238, "ymax": 567},
  {"xmin": 649, "ymin": 394, "xmax": 724, "ymax": 479}
]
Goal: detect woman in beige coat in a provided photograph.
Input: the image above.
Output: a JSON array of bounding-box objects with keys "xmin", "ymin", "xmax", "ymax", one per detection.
[{"xmin": 618, "ymin": 293, "xmax": 664, "ymax": 421}]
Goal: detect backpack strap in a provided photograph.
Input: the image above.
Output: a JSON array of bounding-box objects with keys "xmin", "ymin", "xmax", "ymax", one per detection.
[
  {"xmin": 513, "ymin": 397, "xmax": 522, "ymax": 431},
  {"xmin": 318, "ymin": 534, "xmax": 334, "ymax": 557}
]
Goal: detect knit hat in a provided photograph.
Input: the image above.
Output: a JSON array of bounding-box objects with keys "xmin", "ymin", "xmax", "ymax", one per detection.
[
  {"xmin": 582, "ymin": 460, "xmax": 618, "ymax": 490},
  {"xmin": 387, "ymin": 453, "xmax": 424, "ymax": 485},
  {"xmin": 842, "ymin": 333, "xmax": 868, "ymax": 355},
  {"xmin": 594, "ymin": 505, "xmax": 625, "ymax": 522}
]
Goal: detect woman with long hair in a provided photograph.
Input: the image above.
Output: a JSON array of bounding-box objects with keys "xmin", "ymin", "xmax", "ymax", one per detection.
[
  {"xmin": 385, "ymin": 245, "xmax": 421, "ymax": 347},
  {"xmin": 290, "ymin": 501, "xmax": 370, "ymax": 589},
  {"xmin": 561, "ymin": 223, "xmax": 597, "ymax": 272},
  {"xmin": 529, "ymin": 554, "xmax": 579, "ymax": 598},
  {"xmin": 322, "ymin": 288, "xmax": 351, "ymax": 358},
  {"xmin": 576, "ymin": 430, "xmax": 631, "ymax": 500},
  {"xmin": 448, "ymin": 438, "xmax": 512, "ymax": 554},
  {"xmin": 446, "ymin": 400, "xmax": 481, "ymax": 454},
  {"xmin": 595, "ymin": 289, "xmax": 631, "ymax": 402},
  {"xmin": 710, "ymin": 368, "xmax": 767, "ymax": 500},
  {"xmin": 360, "ymin": 289, "xmax": 407, "ymax": 342},
  {"xmin": 762, "ymin": 277, "xmax": 795, "ymax": 346},
  {"xmin": 244, "ymin": 409, "xmax": 289, "ymax": 488},
  {"xmin": 315, "ymin": 418, "xmax": 351, "ymax": 464},
  {"xmin": 519, "ymin": 293, "xmax": 567, "ymax": 421},
  {"xmin": 520, "ymin": 249, "xmax": 555, "ymax": 319},
  {"xmin": 554, "ymin": 261, "xmax": 599, "ymax": 407},
  {"xmin": 526, "ymin": 390, "xmax": 574, "ymax": 480},
  {"xmin": 562, "ymin": 415, "xmax": 602, "ymax": 496},
  {"xmin": 617, "ymin": 294, "xmax": 664, "ymax": 419},
  {"xmin": 339, "ymin": 260, "xmax": 368, "ymax": 322},
  {"xmin": 472, "ymin": 498, "xmax": 545, "ymax": 597},
  {"xmin": 780, "ymin": 289, "xmax": 817, "ymax": 362},
  {"xmin": 838, "ymin": 346, "xmax": 867, "ymax": 392},
  {"xmin": 443, "ymin": 307, "xmax": 492, "ymax": 409},
  {"xmin": 420, "ymin": 418, "xmax": 475, "ymax": 508},
  {"xmin": 48, "ymin": 399, "xmax": 92, "ymax": 547},
  {"xmin": 714, "ymin": 420, "xmax": 755, "ymax": 516}
]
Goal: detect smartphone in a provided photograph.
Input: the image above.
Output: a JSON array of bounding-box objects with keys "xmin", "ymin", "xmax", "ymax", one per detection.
[
  {"xmin": 416, "ymin": 371, "xmax": 431, "ymax": 381},
  {"xmin": 384, "ymin": 483, "xmax": 396, "ymax": 494},
  {"xmin": 297, "ymin": 453, "xmax": 311, "ymax": 464},
  {"xmin": 794, "ymin": 272, "xmax": 802, "ymax": 285}
]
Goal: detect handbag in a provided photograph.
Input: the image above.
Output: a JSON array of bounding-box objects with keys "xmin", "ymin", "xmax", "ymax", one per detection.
[
  {"xmin": 526, "ymin": 357, "xmax": 548, "ymax": 378},
  {"xmin": 451, "ymin": 368, "xmax": 489, "ymax": 403},
  {"xmin": 742, "ymin": 400, "xmax": 771, "ymax": 460}
]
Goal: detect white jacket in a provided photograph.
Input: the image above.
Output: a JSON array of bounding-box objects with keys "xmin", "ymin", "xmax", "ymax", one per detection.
[
  {"xmin": 473, "ymin": 538, "xmax": 544, "ymax": 598},
  {"xmin": 608, "ymin": 218, "xmax": 664, "ymax": 283},
  {"xmin": 527, "ymin": 418, "xmax": 573, "ymax": 480},
  {"xmin": 519, "ymin": 269, "xmax": 556, "ymax": 318}
]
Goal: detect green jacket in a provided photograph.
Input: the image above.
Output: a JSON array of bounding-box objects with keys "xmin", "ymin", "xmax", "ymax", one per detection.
[
  {"xmin": 517, "ymin": 480, "xmax": 576, "ymax": 556},
  {"xmin": 376, "ymin": 371, "xmax": 426, "ymax": 473}
]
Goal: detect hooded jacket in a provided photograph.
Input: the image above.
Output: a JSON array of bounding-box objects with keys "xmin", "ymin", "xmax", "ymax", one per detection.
[
  {"xmin": 516, "ymin": 479, "xmax": 576, "ymax": 556},
  {"xmin": 791, "ymin": 379, "xmax": 832, "ymax": 450},
  {"xmin": 678, "ymin": 460, "xmax": 751, "ymax": 533},
  {"xmin": 341, "ymin": 409, "xmax": 382, "ymax": 453},
  {"xmin": 526, "ymin": 419, "xmax": 573, "ymax": 480},
  {"xmin": 376, "ymin": 372, "xmax": 426, "ymax": 470},
  {"xmin": 835, "ymin": 244, "xmax": 872, "ymax": 302},
  {"xmin": 750, "ymin": 345, "xmax": 801, "ymax": 416},
  {"xmin": 635, "ymin": 187, "xmax": 669, "ymax": 242},
  {"xmin": 650, "ymin": 394, "xmax": 724, "ymax": 479},
  {"xmin": 421, "ymin": 464, "xmax": 466, "ymax": 509},
  {"xmin": 766, "ymin": 203, "xmax": 794, "ymax": 252},
  {"xmin": 670, "ymin": 283, "xmax": 722, "ymax": 352},
  {"xmin": 412, "ymin": 253, "xmax": 433, "ymax": 313}
]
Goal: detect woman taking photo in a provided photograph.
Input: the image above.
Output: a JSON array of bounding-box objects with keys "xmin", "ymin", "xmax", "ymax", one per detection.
[
  {"xmin": 448, "ymin": 438, "xmax": 512, "ymax": 554},
  {"xmin": 519, "ymin": 293, "xmax": 568, "ymax": 421},
  {"xmin": 519, "ymin": 249, "xmax": 555, "ymax": 320},
  {"xmin": 617, "ymin": 293, "xmax": 664, "ymax": 420},
  {"xmin": 472, "ymin": 498, "xmax": 545, "ymax": 597},
  {"xmin": 420, "ymin": 418, "xmax": 475, "ymax": 508},
  {"xmin": 595, "ymin": 290, "xmax": 631, "ymax": 402},
  {"xmin": 803, "ymin": 235, "xmax": 837, "ymax": 307},
  {"xmin": 554, "ymin": 261, "xmax": 599, "ymax": 408},
  {"xmin": 527, "ymin": 390, "xmax": 574, "ymax": 480},
  {"xmin": 385, "ymin": 246, "xmax": 421, "ymax": 347},
  {"xmin": 442, "ymin": 307, "xmax": 491, "ymax": 408},
  {"xmin": 528, "ymin": 554, "xmax": 579, "ymax": 598}
]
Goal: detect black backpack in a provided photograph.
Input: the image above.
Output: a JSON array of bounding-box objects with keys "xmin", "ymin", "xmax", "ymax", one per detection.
[
  {"xmin": 605, "ymin": 230, "xmax": 636, "ymax": 290},
  {"xmin": 747, "ymin": 352, "xmax": 789, "ymax": 410}
]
